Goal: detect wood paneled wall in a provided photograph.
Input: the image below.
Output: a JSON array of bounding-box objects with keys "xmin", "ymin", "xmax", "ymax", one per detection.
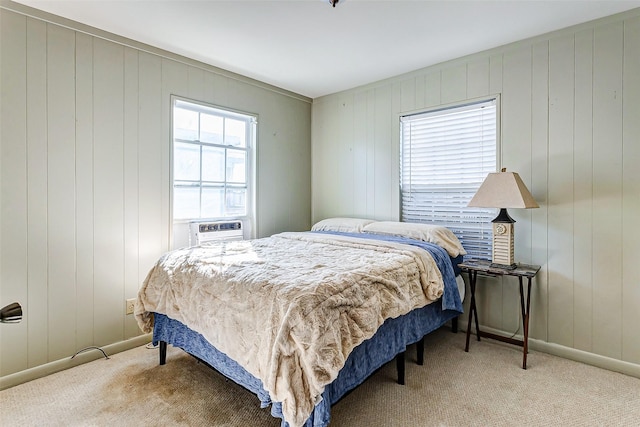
[
  {"xmin": 0, "ymin": 7, "xmax": 311, "ymax": 377},
  {"xmin": 312, "ymin": 10, "xmax": 640, "ymax": 368}
]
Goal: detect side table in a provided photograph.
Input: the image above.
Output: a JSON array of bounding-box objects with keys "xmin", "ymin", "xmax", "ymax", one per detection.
[{"xmin": 459, "ymin": 259, "xmax": 541, "ymax": 369}]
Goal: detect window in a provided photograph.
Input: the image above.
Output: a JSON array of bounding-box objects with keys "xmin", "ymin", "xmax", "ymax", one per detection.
[
  {"xmin": 400, "ymin": 98, "xmax": 498, "ymax": 259},
  {"xmin": 172, "ymin": 98, "xmax": 256, "ymax": 221}
]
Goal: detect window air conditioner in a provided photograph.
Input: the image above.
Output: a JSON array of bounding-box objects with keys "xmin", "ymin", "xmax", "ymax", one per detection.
[{"xmin": 189, "ymin": 220, "xmax": 244, "ymax": 246}]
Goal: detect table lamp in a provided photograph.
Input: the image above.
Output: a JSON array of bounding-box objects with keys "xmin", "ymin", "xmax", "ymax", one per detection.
[{"xmin": 467, "ymin": 168, "xmax": 539, "ymax": 269}]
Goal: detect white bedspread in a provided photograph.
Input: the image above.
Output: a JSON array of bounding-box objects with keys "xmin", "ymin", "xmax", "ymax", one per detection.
[{"xmin": 136, "ymin": 232, "xmax": 444, "ymax": 427}]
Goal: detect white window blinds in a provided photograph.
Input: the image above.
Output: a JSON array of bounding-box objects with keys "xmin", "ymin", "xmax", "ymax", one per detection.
[{"xmin": 400, "ymin": 98, "xmax": 497, "ymax": 259}]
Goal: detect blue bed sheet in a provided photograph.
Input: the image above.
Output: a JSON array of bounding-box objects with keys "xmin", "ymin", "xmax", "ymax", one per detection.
[{"xmin": 152, "ymin": 232, "xmax": 464, "ymax": 427}]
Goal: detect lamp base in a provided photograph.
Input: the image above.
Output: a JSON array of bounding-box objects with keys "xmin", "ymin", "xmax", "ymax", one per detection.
[
  {"xmin": 492, "ymin": 219, "xmax": 515, "ymax": 267},
  {"xmin": 491, "ymin": 208, "xmax": 515, "ymax": 224},
  {"xmin": 490, "ymin": 262, "xmax": 517, "ymax": 270}
]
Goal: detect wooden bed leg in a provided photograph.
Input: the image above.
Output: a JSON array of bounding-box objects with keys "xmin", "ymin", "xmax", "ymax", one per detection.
[
  {"xmin": 396, "ymin": 352, "xmax": 405, "ymax": 385},
  {"xmin": 451, "ymin": 316, "xmax": 459, "ymax": 333},
  {"xmin": 417, "ymin": 337, "xmax": 424, "ymax": 365},
  {"xmin": 159, "ymin": 341, "xmax": 167, "ymax": 365}
]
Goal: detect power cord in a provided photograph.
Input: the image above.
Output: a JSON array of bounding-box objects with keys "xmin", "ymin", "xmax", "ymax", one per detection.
[{"xmin": 71, "ymin": 346, "xmax": 109, "ymax": 360}]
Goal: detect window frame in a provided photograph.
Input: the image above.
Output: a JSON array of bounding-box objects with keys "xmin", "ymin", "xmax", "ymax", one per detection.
[
  {"xmin": 399, "ymin": 95, "xmax": 501, "ymax": 260},
  {"xmin": 170, "ymin": 95, "xmax": 257, "ymax": 228}
]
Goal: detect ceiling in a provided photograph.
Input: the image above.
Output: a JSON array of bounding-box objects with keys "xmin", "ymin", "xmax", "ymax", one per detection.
[{"xmin": 11, "ymin": 0, "xmax": 640, "ymax": 99}]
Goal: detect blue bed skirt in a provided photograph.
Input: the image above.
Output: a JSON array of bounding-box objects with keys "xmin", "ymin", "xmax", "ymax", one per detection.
[{"xmin": 154, "ymin": 299, "xmax": 460, "ymax": 427}]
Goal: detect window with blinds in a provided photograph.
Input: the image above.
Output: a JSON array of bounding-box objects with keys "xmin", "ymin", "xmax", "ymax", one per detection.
[{"xmin": 400, "ymin": 98, "xmax": 498, "ymax": 260}]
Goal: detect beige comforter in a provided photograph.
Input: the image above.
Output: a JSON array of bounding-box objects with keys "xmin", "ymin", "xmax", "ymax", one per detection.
[{"xmin": 136, "ymin": 232, "xmax": 444, "ymax": 427}]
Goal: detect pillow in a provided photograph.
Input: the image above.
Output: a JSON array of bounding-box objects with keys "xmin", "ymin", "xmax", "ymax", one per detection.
[
  {"xmin": 362, "ymin": 221, "xmax": 467, "ymax": 257},
  {"xmin": 311, "ymin": 217, "xmax": 376, "ymax": 233}
]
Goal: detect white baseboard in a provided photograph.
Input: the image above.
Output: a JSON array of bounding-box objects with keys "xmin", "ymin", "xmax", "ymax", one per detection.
[
  {"xmin": 0, "ymin": 333, "xmax": 152, "ymax": 390},
  {"xmin": 471, "ymin": 324, "xmax": 640, "ymax": 379},
  {"xmin": 4, "ymin": 325, "xmax": 638, "ymax": 391},
  {"xmin": 529, "ymin": 338, "xmax": 640, "ymax": 378}
]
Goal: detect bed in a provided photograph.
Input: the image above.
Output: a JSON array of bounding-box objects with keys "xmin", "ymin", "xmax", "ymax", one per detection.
[{"xmin": 136, "ymin": 219, "xmax": 466, "ymax": 427}]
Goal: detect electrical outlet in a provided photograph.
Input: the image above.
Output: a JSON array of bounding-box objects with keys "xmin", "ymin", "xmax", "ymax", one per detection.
[{"xmin": 125, "ymin": 298, "xmax": 136, "ymax": 315}]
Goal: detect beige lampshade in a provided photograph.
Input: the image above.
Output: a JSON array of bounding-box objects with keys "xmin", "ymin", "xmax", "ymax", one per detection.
[{"xmin": 468, "ymin": 171, "xmax": 539, "ymax": 209}]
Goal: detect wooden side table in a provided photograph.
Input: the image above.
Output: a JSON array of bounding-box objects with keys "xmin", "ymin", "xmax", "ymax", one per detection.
[{"xmin": 459, "ymin": 259, "xmax": 541, "ymax": 369}]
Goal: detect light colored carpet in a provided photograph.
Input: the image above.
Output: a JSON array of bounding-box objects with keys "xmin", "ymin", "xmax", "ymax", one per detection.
[{"xmin": 1, "ymin": 328, "xmax": 639, "ymax": 426}]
